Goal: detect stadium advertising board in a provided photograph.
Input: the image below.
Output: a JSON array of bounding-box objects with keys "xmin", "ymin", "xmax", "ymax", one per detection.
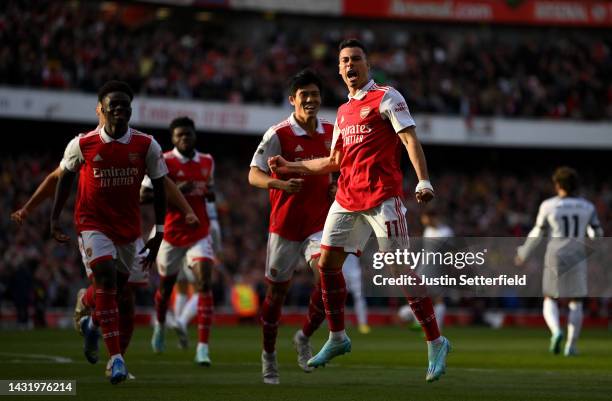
[
  {"xmin": 159, "ymin": 0, "xmax": 612, "ymax": 26},
  {"xmin": 229, "ymin": 0, "xmax": 341, "ymax": 14},
  {"xmin": 0, "ymin": 87, "xmax": 609, "ymax": 148},
  {"xmin": 343, "ymin": 0, "xmax": 612, "ymax": 27}
]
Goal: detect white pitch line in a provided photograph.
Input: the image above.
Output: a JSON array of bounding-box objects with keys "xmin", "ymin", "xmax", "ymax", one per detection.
[{"xmin": 0, "ymin": 352, "xmax": 73, "ymax": 363}]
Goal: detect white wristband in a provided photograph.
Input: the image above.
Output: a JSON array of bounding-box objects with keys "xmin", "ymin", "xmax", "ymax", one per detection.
[
  {"xmin": 415, "ymin": 180, "xmax": 434, "ymax": 193},
  {"xmin": 155, "ymin": 224, "xmax": 164, "ymax": 233}
]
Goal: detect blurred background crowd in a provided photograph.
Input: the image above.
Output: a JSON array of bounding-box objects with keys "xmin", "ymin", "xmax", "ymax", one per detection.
[{"xmin": 1, "ymin": 1, "xmax": 611, "ymax": 119}]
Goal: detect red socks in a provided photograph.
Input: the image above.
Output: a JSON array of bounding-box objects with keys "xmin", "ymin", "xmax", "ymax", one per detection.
[
  {"xmin": 84, "ymin": 282, "xmax": 132, "ymax": 355},
  {"xmin": 117, "ymin": 286, "xmax": 134, "ymax": 355},
  {"xmin": 197, "ymin": 291, "xmax": 213, "ymax": 344},
  {"xmin": 319, "ymin": 266, "xmax": 347, "ymax": 332},
  {"xmin": 407, "ymin": 297, "xmax": 440, "ymax": 341},
  {"xmin": 301, "ymin": 282, "xmax": 326, "ymax": 337},
  {"xmin": 260, "ymin": 290, "xmax": 284, "ymax": 353},
  {"xmin": 154, "ymin": 275, "xmax": 177, "ymax": 325},
  {"xmin": 94, "ymin": 288, "xmax": 121, "ymax": 356},
  {"xmin": 154, "ymin": 289, "xmax": 168, "ymax": 325},
  {"xmin": 83, "ymin": 285, "xmax": 96, "ymax": 309}
]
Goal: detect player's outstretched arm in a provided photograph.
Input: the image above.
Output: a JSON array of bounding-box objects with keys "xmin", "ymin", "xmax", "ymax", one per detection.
[
  {"xmin": 515, "ymin": 204, "xmax": 548, "ymax": 265},
  {"xmin": 164, "ymin": 177, "xmax": 199, "ymax": 226},
  {"xmin": 268, "ymin": 149, "xmax": 342, "ymax": 176},
  {"xmin": 50, "ymin": 168, "xmax": 76, "ymax": 243},
  {"xmin": 398, "ymin": 127, "xmax": 434, "ymax": 204},
  {"xmin": 515, "ymin": 226, "xmax": 545, "ymax": 266},
  {"xmin": 587, "ymin": 225, "xmax": 604, "ymax": 238},
  {"xmin": 587, "ymin": 208, "xmax": 604, "ymax": 238},
  {"xmin": 141, "ymin": 177, "xmax": 199, "ymax": 226},
  {"xmin": 248, "ymin": 166, "xmax": 304, "ymax": 193},
  {"xmin": 141, "ymin": 177, "xmax": 167, "ymax": 270},
  {"xmin": 11, "ymin": 166, "xmax": 62, "ymax": 225}
]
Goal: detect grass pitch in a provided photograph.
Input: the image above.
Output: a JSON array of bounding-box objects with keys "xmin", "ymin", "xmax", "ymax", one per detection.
[{"xmin": 0, "ymin": 325, "xmax": 610, "ymax": 401}]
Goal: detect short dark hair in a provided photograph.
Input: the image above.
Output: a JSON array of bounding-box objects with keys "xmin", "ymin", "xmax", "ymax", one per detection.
[
  {"xmin": 169, "ymin": 116, "xmax": 195, "ymax": 133},
  {"xmin": 288, "ymin": 69, "xmax": 323, "ymax": 96},
  {"xmin": 552, "ymin": 166, "xmax": 579, "ymax": 194},
  {"xmin": 338, "ymin": 38, "xmax": 367, "ymax": 55},
  {"xmin": 97, "ymin": 80, "xmax": 134, "ymax": 102}
]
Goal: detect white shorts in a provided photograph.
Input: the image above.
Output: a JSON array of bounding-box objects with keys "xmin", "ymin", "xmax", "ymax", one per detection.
[
  {"xmin": 78, "ymin": 231, "xmax": 148, "ymax": 285},
  {"xmin": 177, "ymin": 263, "xmax": 196, "ymax": 283},
  {"xmin": 127, "ymin": 237, "xmax": 149, "ymax": 285},
  {"xmin": 156, "ymin": 235, "xmax": 215, "ymax": 277},
  {"xmin": 321, "ymin": 197, "xmax": 409, "ymax": 254},
  {"xmin": 543, "ymin": 243, "xmax": 588, "ymax": 298},
  {"xmin": 265, "ymin": 231, "xmax": 322, "ymax": 283}
]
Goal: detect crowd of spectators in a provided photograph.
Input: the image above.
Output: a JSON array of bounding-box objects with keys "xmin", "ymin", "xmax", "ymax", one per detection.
[
  {"xmin": 0, "ymin": 154, "xmax": 84, "ymax": 327},
  {"xmin": 1, "ymin": 1, "xmax": 611, "ymax": 120},
  {"xmin": 1, "ymin": 148, "xmax": 611, "ymax": 326}
]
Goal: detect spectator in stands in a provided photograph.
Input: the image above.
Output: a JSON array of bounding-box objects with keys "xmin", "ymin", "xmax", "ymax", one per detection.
[{"xmin": 0, "ymin": 0, "xmax": 610, "ymax": 120}]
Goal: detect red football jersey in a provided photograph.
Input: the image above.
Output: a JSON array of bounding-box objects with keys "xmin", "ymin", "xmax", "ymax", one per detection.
[
  {"xmin": 251, "ymin": 114, "xmax": 334, "ymax": 241},
  {"xmin": 61, "ymin": 127, "xmax": 168, "ymax": 244},
  {"xmin": 160, "ymin": 148, "xmax": 214, "ymax": 247},
  {"xmin": 333, "ymin": 80, "xmax": 416, "ymax": 211}
]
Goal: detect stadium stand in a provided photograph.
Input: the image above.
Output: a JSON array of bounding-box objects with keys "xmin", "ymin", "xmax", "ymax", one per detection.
[{"xmin": 0, "ymin": 1, "xmax": 611, "ymax": 119}]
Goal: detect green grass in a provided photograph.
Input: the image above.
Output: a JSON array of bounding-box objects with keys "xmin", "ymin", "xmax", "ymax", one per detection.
[{"xmin": 0, "ymin": 325, "xmax": 611, "ymax": 400}]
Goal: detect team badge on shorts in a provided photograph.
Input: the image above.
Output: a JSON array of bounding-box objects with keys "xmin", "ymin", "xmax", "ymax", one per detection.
[
  {"xmin": 360, "ymin": 106, "xmax": 371, "ymax": 119},
  {"xmin": 270, "ymin": 268, "xmax": 278, "ymax": 278},
  {"xmin": 86, "ymin": 248, "xmax": 93, "ymax": 258}
]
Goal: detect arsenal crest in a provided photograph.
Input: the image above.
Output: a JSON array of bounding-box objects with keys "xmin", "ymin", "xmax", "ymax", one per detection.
[
  {"xmin": 360, "ymin": 106, "xmax": 371, "ymax": 119},
  {"xmin": 128, "ymin": 153, "xmax": 140, "ymax": 163}
]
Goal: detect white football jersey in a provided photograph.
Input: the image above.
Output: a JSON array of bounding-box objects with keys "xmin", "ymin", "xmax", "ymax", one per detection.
[
  {"xmin": 531, "ymin": 196, "xmax": 601, "ymax": 239},
  {"xmin": 517, "ymin": 195, "xmax": 603, "ymax": 264}
]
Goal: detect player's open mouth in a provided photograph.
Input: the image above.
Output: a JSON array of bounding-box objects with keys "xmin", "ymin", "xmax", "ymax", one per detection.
[
  {"xmin": 304, "ymin": 104, "xmax": 317, "ymax": 111},
  {"xmin": 347, "ymin": 70, "xmax": 358, "ymax": 80}
]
